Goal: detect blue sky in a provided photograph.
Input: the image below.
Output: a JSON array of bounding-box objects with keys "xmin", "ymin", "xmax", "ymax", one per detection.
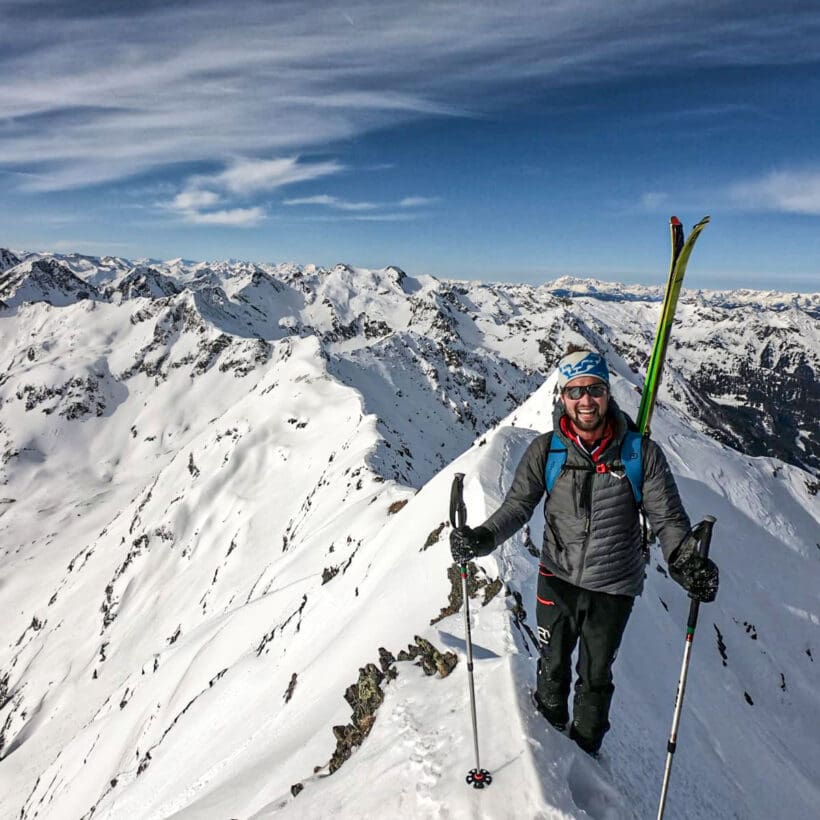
[{"xmin": 3, "ymin": 1, "xmax": 820, "ymax": 291}]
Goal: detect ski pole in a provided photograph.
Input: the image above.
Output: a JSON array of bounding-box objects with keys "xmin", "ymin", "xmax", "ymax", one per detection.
[
  {"xmin": 449, "ymin": 473, "xmax": 492, "ymax": 789},
  {"xmin": 657, "ymin": 515, "xmax": 716, "ymax": 820}
]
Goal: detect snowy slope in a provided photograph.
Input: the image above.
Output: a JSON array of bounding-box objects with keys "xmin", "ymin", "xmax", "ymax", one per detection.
[{"xmin": 0, "ymin": 249, "xmax": 818, "ymax": 819}]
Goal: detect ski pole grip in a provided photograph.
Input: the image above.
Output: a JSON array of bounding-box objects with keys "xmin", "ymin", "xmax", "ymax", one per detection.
[
  {"xmin": 686, "ymin": 516, "xmax": 716, "ymax": 626},
  {"xmin": 449, "ymin": 473, "xmax": 467, "ymax": 529},
  {"xmin": 698, "ymin": 515, "xmax": 716, "ymax": 560}
]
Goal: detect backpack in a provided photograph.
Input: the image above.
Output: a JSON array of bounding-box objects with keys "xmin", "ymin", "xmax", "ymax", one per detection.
[{"xmin": 544, "ymin": 430, "xmax": 644, "ymax": 504}]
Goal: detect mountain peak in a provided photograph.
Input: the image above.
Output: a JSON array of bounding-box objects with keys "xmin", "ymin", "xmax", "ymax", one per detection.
[
  {"xmin": 0, "ymin": 257, "xmax": 102, "ymax": 308},
  {"xmin": 0, "ymin": 248, "xmax": 22, "ymax": 273}
]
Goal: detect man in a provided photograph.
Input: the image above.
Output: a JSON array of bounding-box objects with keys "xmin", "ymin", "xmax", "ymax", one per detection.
[{"xmin": 450, "ymin": 348, "xmax": 719, "ymax": 756}]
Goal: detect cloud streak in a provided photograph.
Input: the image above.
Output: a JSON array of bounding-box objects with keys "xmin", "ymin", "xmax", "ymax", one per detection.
[
  {"xmin": 284, "ymin": 195, "xmax": 379, "ymax": 212},
  {"xmin": 729, "ymin": 170, "xmax": 820, "ymax": 215},
  {"xmin": 204, "ymin": 158, "xmax": 344, "ymax": 197},
  {"xmin": 162, "ymin": 156, "xmax": 343, "ymax": 223},
  {"xmin": 282, "ymin": 192, "xmax": 439, "ymax": 224},
  {"xmin": 283, "ymin": 193, "xmax": 437, "ymax": 212},
  {"xmin": 2, "ymin": 0, "xmax": 819, "ymax": 194},
  {"xmin": 181, "ymin": 207, "xmax": 265, "ymax": 226},
  {"xmin": 171, "ymin": 190, "xmax": 221, "ymax": 211}
]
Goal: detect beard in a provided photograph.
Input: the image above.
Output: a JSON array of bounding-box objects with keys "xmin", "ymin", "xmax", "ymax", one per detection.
[{"xmin": 565, "ymin": 403, "xmax": 607, "ymax": 433}]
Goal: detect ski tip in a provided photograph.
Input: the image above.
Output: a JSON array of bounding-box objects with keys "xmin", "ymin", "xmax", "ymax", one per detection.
[{"xmin": 670, "ymin": 216, "xmax": 681, "ymax": 225}]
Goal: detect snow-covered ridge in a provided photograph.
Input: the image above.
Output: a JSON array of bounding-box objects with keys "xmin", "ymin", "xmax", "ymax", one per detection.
[
  {"xmin": 3, "ymin": 247, "xmax": 815, "ymax": 478},
  {"xmin": 0, "ymin": 246, "xmax": 818, "ymax": 819}
]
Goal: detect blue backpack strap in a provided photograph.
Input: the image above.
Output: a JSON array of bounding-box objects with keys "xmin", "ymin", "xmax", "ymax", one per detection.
[
  {"xmin": 545, "ymin": 430, "xmax": 644, "ymax": 502},
  {"xmin": 544, "ymin": 432, "xmax": 567, "ymax": 494},
  {"xmin": 619, "ymin": 431, "xmax": 644, "ymax": 504}
]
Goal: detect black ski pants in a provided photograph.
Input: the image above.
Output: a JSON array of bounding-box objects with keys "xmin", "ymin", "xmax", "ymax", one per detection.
[{"xmin": 535, "ymin": 567, "xmax": 634, "ymax": 753}]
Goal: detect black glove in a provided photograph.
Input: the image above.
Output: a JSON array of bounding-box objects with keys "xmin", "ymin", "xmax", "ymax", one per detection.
[
  {"xmin": 450, "ymin": 525, "xmax": 495, "ymax": 564},
  {"xmin": 669, "ymin": 536, "xmax": 719, "ymax": 603}
]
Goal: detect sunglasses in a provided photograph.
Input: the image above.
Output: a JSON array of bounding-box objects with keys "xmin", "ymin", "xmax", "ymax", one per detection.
[{"xmin": 562, "ymin": 384, "xmax": 608, "ymax": 400}]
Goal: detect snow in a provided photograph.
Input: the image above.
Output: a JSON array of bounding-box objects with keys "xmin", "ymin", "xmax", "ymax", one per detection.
[{"xmin": 0, "ymin": 250, "xmax": 818, "ymax": 819}]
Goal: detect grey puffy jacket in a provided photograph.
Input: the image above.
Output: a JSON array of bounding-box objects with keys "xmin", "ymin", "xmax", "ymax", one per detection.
[{"xmin": 482, "ymin": 404, "xmax": 691, "ymax": 596}]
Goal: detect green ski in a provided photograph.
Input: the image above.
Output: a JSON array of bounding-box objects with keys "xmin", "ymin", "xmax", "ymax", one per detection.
[{"xmin": 637, "ymin": 215, "xmax": 710, "ymax": 435}]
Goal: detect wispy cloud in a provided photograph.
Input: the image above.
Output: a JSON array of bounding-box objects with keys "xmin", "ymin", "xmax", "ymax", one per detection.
[
  {"xmin": 729, "ymin": 169, "xmax": 820, "ymax": 215},
  {"xmin": 181, "ymin": 207, "xmax": 265, "ymax": 226},
  {"xmin": 348, "ymin": 213, "xmax": 420, "ymax": 222},
  {"xmin": 639, "ymin": 168, "xmax": 820, "ymax": 217},
  {"xmin": 163, "ymin": 156, "xmax": 344, "ymax": 224},
  {"xmin": 161, "ymin": 182, "xmax": 266, "ymax": 225},
  {"xmin": 283, "ymin": 192, "xmax": 439, "ymax": 220},
  {"xmin": 171, "ymin": 190, "xmax": 221, "ymax": 211},
  {"xmin": 2, "ymin": 1, "xmax": 818, "ymax": 194},
  {"xmin": 306, "ymin": 212, "xmax": 420, "ymax": 222},
  {"xmin": 160, "ymin": 157, "xmax": 343, "ymax": 226},
  {"xmin": 283, "ymin": 194, "xmax": 379, "ymax": 212},
  {"xmin": 202, "ymin": 158, "xmax": 344, "ymax": 196},
  {"xmin": 398, "ymin": 196, "xmax": 439, "ymax": 208}
]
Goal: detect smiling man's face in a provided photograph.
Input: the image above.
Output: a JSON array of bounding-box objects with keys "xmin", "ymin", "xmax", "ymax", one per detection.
[{"xmin": 561, "ymin": 376, "xmax": 609, "ymax": 435}]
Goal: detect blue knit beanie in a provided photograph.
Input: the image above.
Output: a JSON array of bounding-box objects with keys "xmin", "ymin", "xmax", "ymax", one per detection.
[{"xmin": 557, "ymin": 350, "xmax": 610, "ymax": 388}]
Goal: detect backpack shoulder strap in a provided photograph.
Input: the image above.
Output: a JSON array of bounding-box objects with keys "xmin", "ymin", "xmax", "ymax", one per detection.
[
  {"xmin": 619, "ymin": 431, "xmax": 644, "ymax": 504},
  {"xmin": 545, "ymin": 429, "xmax": 644, "ymax": 502},
  {"xmin": 544, "ymin": 431, "xmax": 567, "ymax": 494}
]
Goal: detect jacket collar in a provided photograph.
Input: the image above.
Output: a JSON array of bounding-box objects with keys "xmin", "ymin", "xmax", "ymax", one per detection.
[{"xmin": 553, "ymin": 397, "xmax": 632, "ymax": 460}]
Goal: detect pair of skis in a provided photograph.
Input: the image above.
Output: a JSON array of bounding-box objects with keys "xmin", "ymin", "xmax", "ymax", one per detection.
[{"xmin": 637, "ymin": 215, "xmax": 710, "ymax": 434}]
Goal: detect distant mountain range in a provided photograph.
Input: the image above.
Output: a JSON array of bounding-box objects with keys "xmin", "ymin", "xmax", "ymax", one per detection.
[{"xmin": 2, "ymin": 249, "xmax": 817, "ymax": 480}]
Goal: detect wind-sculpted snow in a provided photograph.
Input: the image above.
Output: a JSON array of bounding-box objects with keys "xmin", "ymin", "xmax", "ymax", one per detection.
[{"xmin": 0, "ymin": 247, "xmax": 818, "ymax": 819}]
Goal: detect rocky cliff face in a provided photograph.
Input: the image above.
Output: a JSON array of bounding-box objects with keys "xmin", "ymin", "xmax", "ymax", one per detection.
[{"xmin": 0, "ymin": 248, "xmax": 21, "ymax": 273}]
